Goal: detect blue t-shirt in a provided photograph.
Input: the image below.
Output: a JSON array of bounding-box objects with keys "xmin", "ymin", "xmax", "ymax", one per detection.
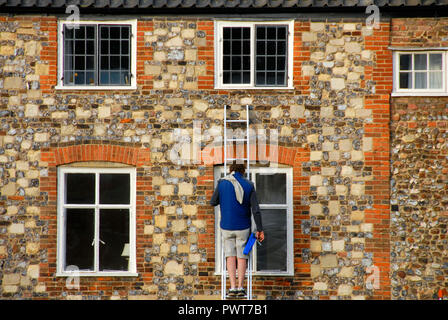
[{"xmin": 216, "ymin": 172, "xmax": 254, "ymax": 231}]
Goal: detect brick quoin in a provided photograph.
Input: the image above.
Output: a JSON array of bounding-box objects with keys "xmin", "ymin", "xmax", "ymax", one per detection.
[{"xmin": 364, "ymin": 22, "xmax": 392, "ymax": 300}]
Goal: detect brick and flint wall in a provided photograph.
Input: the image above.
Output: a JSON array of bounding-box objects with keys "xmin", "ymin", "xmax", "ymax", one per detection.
[{"xmin": 0, "ymin": 13, "xmax": 434, "ymax": 300}]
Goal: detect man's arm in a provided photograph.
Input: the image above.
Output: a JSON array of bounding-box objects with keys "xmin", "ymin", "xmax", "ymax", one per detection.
[
  {"xmin": 250, "ymin": 189, "xmax": 263, "ymax": 232},
  {"xmin": 210, "ymin": 182, "xmax": 220, "ymax": 206}
]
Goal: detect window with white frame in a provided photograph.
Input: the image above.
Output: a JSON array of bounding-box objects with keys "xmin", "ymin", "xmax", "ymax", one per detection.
[
  {"xmin": 57, "ymin": 167, "xmax": 136, "ymax": 276},
  {"xmin": 57, "ymin": 20, "xmax": 137, "ymax": 89},
  {"xmin": 394, "ymin": 51, "xmax": 445, "ymax": 95},
  {"xmin": 214, "ymin": 166, "xmax": 293, "ymax": 276},
  {"xmin": 215, "ymin": 21, "xmax": 294, "ymax": 89}
]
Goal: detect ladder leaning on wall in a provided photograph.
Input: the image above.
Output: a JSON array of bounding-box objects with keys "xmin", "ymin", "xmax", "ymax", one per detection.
[{"xmin": 221, "ymin": 104, "xmax": 253, "ymax": 300}]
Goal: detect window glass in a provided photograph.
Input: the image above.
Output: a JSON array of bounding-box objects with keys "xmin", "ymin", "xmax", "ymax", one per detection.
[
  {"xmin": 63, "ymin": 23, "xmax": 131, "ymax": 86},
  {"xmin": 99, "ymin": 173, "xmax": 130, "ymax": 204},
  {"xmin": 399, "ymin": 54, "xmax": 412, "ymax": 71},
  {"xmin": 256, "ymin": 209, "xmax": 287, "ymax": 272},
  {"xmin": 256, "ymin": 173, "xmax": 287, "ymax": 204},
  {"xmin": 255, "ymin": 25, "xmax": 287, "ymax": 86},
  {"xmin": 222, "ymin": 27, "xmax": 251, "ymax": 85},
  {"xmin": 99, "ymin": 209, "xmax": 130, "ymax": 271},
  {"xmin": 66, "ymin": 173, "xmax": 95, "ymax": 204},
  {"xmin": 65, "ymin": 208, "xmax": 95, "ymax": 271}
]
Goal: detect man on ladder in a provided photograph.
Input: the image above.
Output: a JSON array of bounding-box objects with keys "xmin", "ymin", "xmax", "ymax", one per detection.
[{"xmin": 210, "ymin": 163, "xmax": 264, "ymax": 299}]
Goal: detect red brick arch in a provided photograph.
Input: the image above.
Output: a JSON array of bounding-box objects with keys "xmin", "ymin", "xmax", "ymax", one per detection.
[{"xmin": 40, "ymin": 144, "xmax": 150, "ymax": 167}]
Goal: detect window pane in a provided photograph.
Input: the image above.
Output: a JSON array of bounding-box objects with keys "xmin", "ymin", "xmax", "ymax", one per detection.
[
  {"xmin": 110, "ymin": 56, "xmax": 120, "ymax": 70},
  {"xmin": 255, "ymin": 25, "xmax": 287, "ymax": 87},
  {"xmin": 110, "ymin": 27, "xmax": 120, "ymax": 39},
  {"xmin": 277, "ymin": 72, "xmax": 285, "ymax": 85},
  {"xmin": 86, "ymin": 56, "xmax": 94, "ymax": 70},
  {"xmin": 74, "ymin": 55, "xmax": 85, "ymax": 70},
  {"xmin": 429, "ymin": 53, "xmax": 442, "ymax": 70},
  {"xmin": 256, "ymin": 72, "xmax": 265, "ymax": 85},
  {"xmin": 65, "ymin": 209, "xmax": 94, "ymax": 271},
  {"xmin": 256, "ymin": 40, "xmax": 265, "ymax": 55},
  {"xmin": 414, "ymin": 54, "xmax": 427, "ymax": 70},
  {"xmin": 223, "ymin": 40, "xmax": 230, "ymax": 55},
  {"xmin": 74, "ymin": 27, "xmax": 85, "ymax": 39},
  {"xmin": 232, "ymin": 41, "xmax": 241, "ymax": 55},
  {"xmin": 64, "ymin": 27, "xmax": 74, "ymax": 39},
  {"xmin": 399, "ymin": 72, "xmax": 412, "ymax": 89},
  {"xmin": 110, "ymin": 41, "xmax": 120, "ymax": 54},
  {"xmin": 74, "ymin": 72, "xmax": 85, "ymax": 85},
  {"xmin": 399, "ymin": 54, "xmax": 411, "ymax": 71},
  {"xmin": 415, "ymin": 72, "xmax": 427, "ymax": 89},
  {"xmin": 222, "ymin": 27, "xmax": 250, "ymax": 84},
  {"xmin": 255, "ymin": 173, "xmax": 287, "ymax": 204},
  {"xmin": 100, "ymin": 40, "xmax": 109, "ymax": 55},
  {"xmin": 65, "ymin": 173, "xmax": 95, "ymax": 204},
  {"xmin": 223, "ymin": 71, "xmax": 230, "ymax": 84},
  {"xmin": 99, "ymin": 173, "xmax": 130, "ymax": 204},
  {"xmin": 99, "ymin": 209, "xmax": 130, "ymax": 271},
  {"xmin": 267, "ymin": 40, "xmax": 276, "ymax": 55},
  {"xmin": 277, "ymin": 41, "xmax": 286, "ymax": 55},
  {"xmin": 430, "ymin": 72, "xmax": 442, "ymax": 89},
  {"xmin": 75, "ymin": 40, "xmax": 85, "ymax": 54},
  {"xmin": 109, "ymin": 72, "xmax": 121, "ymax": 84},
  {"xmin": 256, "ymin": 209, "xmax": 287, "ymax": 272},
  {"xmin": 99, "ymin": 25, "xmax": 131, "ymax": 85},
  {"xmin": 86, "ymin": 40, "xmax": 95, "ymax": 55},
  {"xmin": 86, "ymin": 27, "xmax": 95, "ymax": 39},
  {"xmin": 86, "ymin": 72, "xmax": 95, "ymax": 85},
  {"xmin": 231, "ymin": 72, "xmax": 242, "ymax": 83},
  {"xmin": 121, "ymin": 41, "xmax": 129, "ymax": 55},
  {"xmin": 266, "ymin": 72, "xmax": 276, "ymax": 85}
]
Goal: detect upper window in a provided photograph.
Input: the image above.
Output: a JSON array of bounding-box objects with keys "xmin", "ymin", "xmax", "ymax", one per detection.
[
  {"xmin": 393, "ymin": 51, "xmax": 446, "ymax": 95},
  {"xmin": 57, "ymin": 20, "xmax": 137, "ymax": 89},
  {"xmin": 215, "ymin": 21, "xmax": 294, "ymax": 89},
  {"xmin": 214, "ymin": 166, "xmax": 293, "ymax": 276},
  {"xmin": 57, "ymin": 167, "xmax": 137, "ymax": 276}
]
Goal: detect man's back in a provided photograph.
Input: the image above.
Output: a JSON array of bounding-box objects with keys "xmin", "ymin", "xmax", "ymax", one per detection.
[{"xmin": 215, "ymin": 172, "xmax": 254, "ymax": 231}]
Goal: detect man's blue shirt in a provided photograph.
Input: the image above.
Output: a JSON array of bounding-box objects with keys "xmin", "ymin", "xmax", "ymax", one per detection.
[{"xmin": 210, "ymin": 172, "xmax": 263, "ymax": 232}]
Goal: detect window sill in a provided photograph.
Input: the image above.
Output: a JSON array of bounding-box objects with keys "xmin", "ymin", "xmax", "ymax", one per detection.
[
  {"xmin": 214, "ymin": 86, "xmax": 295, "ymax": 90},
  {"xmin": 56, "ymin": 272, "xmax": 139, "ymax": 277},
  {"xmin": 55, "ymin": 85, "xmax": 137, "ymax": 91},
  {"xmin": 391, "ymin": 92, "xmax": 448, "ymax": 97}
]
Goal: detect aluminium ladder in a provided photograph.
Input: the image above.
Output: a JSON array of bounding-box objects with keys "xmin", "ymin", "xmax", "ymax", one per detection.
[{"xmin": 221, "ymin": 104, "xmax": 253, "ymax": 300}]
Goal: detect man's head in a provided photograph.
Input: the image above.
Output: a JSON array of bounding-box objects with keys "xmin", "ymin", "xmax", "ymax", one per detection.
[{"xmin": 229, "ymin": 163, "xmax": 246, "ymax": 175}]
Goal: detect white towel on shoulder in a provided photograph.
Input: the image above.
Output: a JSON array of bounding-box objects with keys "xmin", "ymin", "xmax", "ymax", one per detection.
[{"xmin": 222, "ymin": 171, "xmax": 244, "ymax": 204}]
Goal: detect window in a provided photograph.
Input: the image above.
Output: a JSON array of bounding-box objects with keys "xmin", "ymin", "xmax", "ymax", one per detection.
[
  {"xmin": 214, "ymin": 166, "xmax": 293, "ymax": 276},
  {"xmin": 215, "ymin": 21, "xmax": 294, "ymax": 89},
  {"xmin": 57, "ymin": 20, "xmax": 137, "ymax": 89},
  {"xmin": 393, "ymin": 51, "xmax": 446, "ymax": 95},
  {"xmin": 57, "ymin": 167, "xmax": 137, "ymax": 276}
]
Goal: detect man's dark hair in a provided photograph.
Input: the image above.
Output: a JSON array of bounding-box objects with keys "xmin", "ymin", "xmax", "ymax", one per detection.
[{"xmin": 229, "ymin": 163, "xmax": 245, "ymax": 174}]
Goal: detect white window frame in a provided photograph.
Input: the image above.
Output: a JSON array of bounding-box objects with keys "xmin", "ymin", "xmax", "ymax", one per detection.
[
  {"xmin": 56, "ymin": 19, "xmax": 137, "ymax": 90},
  {"xmin": 214, "ymin": 20, "xmax": 294, "ymax": 90},
  {"xmin": 56, "ymin": 167, "xmax": 137, "ymax": 277},
  {"xmin": 392, "ymin": 49, "xmax": 447, "ymax": 96},
  {"xmin": 213, "ymin": 166, "xmax": 294, "ymax": 276}
]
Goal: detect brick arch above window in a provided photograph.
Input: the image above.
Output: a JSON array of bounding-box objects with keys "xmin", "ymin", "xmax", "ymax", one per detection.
[
  {"xmin": 41, "ymin": 144, "xmax": 151, "ymax": 167},
  {"xmin": 200, "ymin": 144, "xmax": 309, "ymax": 167}
]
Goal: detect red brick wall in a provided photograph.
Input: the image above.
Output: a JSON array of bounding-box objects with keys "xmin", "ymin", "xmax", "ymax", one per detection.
[{"xmin": 364, "ymin": 22, "xmax": 392, "ymax": 300}]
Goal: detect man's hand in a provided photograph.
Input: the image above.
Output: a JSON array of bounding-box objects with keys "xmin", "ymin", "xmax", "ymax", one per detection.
[{"xmin": 256, "ymin": 231, "xmax": 265, "ymax": 242}]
